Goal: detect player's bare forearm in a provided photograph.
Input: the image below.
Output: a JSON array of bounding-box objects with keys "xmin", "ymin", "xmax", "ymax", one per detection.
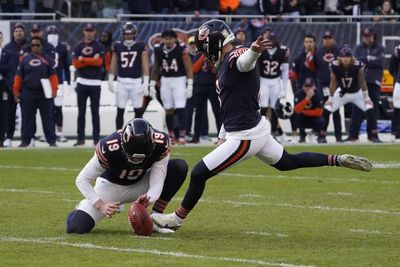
[
  {"xmin": 141, "ymin": 50, "xmax": 150, "ymax": 76},
  {"xmin": 109, "ymin": 52, "xmax": 117, "ymax": 75},
  {"xmin": 182, "ymin": 53, "xmax": 193, "ymax": 79},
  {"xmin": 150, "ymin": 60, "xmax": 160, "ymax": 81},
  {"xmin": 329, "ymin": 72, "xmax": 337, "ymax": 96},
  {"xmin": 358, "ymin": 68, "xmax": 368, "ymax": 92}
]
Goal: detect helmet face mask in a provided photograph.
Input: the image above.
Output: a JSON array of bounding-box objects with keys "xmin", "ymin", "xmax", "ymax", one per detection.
[
  {"xmin": 121, "ymin": 22, "xmax": 137, "ymax": 42},
  {"xmin": 121, "ymin": 119, "xmax": 155, "ymax": 168},
  {"xmin": 195, "ymin": 20, "xmax": 235, "ymax": 64}
]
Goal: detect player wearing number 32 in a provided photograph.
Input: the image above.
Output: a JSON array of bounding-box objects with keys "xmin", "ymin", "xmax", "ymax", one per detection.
[
  {"xmin": 323, "ymin": 46, "xmax": 380, "ymax": 141},
  {"xmin": 108, "ymin": 22, "xmax": 149, "ymax": 130},
  {"xmin": 66, "ymin": 118, "xmax": 188, "ymax": 234},
  {"xmin": 150, "ymin": 29, "xmax": 193, "ymax": 144}
]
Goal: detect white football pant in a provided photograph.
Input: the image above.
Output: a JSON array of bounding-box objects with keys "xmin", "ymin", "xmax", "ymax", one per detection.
[
  {"xmin": 160, "ymin": 76, "xmax": 187, "ymax": 109},
  {"xmin": 331, "ymin": 89, "xmax": 372, "ymax": 112},
  {"xmin": 116, "ymin": 77, "xmax": 143, "ymax": 109},
  {"xmin": 259, "ymin": 77, "xmax": 281, "ymax": 108}
]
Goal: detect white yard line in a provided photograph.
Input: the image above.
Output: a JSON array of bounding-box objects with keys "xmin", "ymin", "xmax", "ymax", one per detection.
[
  {"xmin": 0, "ymin": 236, "xmax": 314, "ymax": 267},
  {"xmin": 0, "ymin": 188, "xmax": 56, "ymax": 194},
  {"xmin": 245, "ymin": 232, "xmax": 289, "ymax": 238},
  {"xmin": 326, "ymin": 192, "xmax": 353, "ymax": 196},
  {"xmin": 187, "ymin": 198, "xmax": 400, "ymax": 216},
  {"xmin": 349, "ymin": 229, "xmax": 399, "ymax": 236},
  {"xmin": 0, "ymin": 164, "xmax": 80, "ymax": 172},
  {"xmin": 220, "ymin": 172, "xmax": 400, "ymax": 185},
  {"xmin": 239, "ymin": 194, "xmax": 265, "ymax": 198}
]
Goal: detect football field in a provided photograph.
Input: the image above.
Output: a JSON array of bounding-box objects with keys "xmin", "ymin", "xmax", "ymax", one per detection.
[{"xmin": 0, "ymin": 144, "xmax": 399, "ymax": 266}]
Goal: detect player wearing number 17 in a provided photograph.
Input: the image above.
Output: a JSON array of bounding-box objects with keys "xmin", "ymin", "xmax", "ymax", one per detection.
[
  {"xmin": 66, "ymin": 118, "xmax": 188, "ymax": 234},
  {"xmin": 108, "ymin": 22, "xmax": 149, "ymax": 130},
  {"xmin": 150, "ymin": 29, "xmax": 193, "ymax": 144},
  {"xmin": 323, "ymin": 46, "xmax": 380, "ymax": 141}
]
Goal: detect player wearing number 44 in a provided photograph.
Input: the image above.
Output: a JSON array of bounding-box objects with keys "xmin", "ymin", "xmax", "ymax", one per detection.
[
  {"xmin": 66, "ymin": 118, "xmax": 188, "ymax": 234},
  {"xmin": 108, "ymin": 22, "xmax": 149, "ymax": 130},
  {"xmin": 150, "ymin": 29, "xmax": 193, "ymax": 145}
]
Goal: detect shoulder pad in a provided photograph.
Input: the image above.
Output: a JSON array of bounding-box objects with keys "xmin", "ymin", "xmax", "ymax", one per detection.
[
  {"xmin": 95, "ymin": 142, "xmax": 110, "ymax": 168},
  {"xmin": 228, "ymin": 47, "xmax": 248, "ymax": 63},
  {"xmin": 154, "ymin": 131, "xmax": 171, "ymax": 160}
]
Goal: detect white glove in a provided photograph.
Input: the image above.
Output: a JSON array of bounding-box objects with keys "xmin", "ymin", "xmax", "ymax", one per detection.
[
  {"xmin": 324, "ymin": 96, "xmax": 333, "ymax": 112},
  {"xmin": 186, "ymin": 78, "xmax": 193, "ymax": 99},
  {"xmin": 149, "ymin": 80, "xmax": 157, "ymax": 99},
  {"xmin": 108, "ymin": 74, "xmax": 115, "ymax": 93},
  {"xmin": 363, "ymin": 91, "xmax": 373, "ymax": 110},
  {"xmin": 140, "ymin": 76, "xmax": 149, "ymax": 95}
]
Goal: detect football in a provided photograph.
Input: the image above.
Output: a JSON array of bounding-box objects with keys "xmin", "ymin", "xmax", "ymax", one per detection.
[{"xmin": 128, "ymin": 202, "xmax": 153, "ymax": 236}]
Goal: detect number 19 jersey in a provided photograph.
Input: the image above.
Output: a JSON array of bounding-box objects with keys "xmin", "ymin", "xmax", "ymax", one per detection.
[
  {"xmin": 112, "ymin": 41, "xmax": 146, "ymax": 79},
  {"xmin": 95, "ymin": 129, "xmax": 171, "ymax": 185}
]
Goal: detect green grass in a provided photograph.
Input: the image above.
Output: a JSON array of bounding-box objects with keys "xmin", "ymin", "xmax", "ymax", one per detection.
[{"xmin": 0, "ymin": 145, "xmax": 399, "ymax": 267}]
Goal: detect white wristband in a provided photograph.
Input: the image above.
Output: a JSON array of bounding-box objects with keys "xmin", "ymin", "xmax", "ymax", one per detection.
[
  {"xmin": 150, "ymin": 80, "xmax": 156, "ymax": 87},
  {"xmin": 187, "ymin": 78, "xmax": 193, "ymax": 86},
  {"xmin": 108, "ymin": 74, "xmax": 115, "ymax": 82},
  {"xmin": 142, "ymin": 76, "xmax": 149, "ymax": 84}
]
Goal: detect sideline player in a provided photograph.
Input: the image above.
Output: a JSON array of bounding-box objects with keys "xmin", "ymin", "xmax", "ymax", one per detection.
[
  {"xmin": 257, "ymin": 30, "xmax": 289, "ymax": 140},
  {"xmin": 66, "ymin": 118, "xmax": 188, "ymax": 234},
  {"xmin": 108, "ymin": 22, "xmax": 149, "ymax": 129},
  {"xmin": 150, "ymin": 29, "xmax": 193, "ymax": 144},
  {"xmin": 323, "ymin": 46, "xmax": 380, "ymax": 142},
  {"xmin": 151, "ymin": 20, "xmax": 373, "ymax": 231}
]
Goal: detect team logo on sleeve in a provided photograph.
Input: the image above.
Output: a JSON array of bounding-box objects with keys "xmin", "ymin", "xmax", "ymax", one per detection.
[
  {"xmin": 29, "ymin": 59, "xmax": 42, "ymax": 66},
  {"xmin": 82, "ymin": 46, "xmax": 93, "ymax": 56}
]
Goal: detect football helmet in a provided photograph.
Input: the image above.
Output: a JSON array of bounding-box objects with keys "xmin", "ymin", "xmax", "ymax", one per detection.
[
  {"xmin": 121, "ymin": 22, "xmax": 137, "ymax": 39},
  {"xmin": 195, "ymin": 19, "xmax": 235, "ymax": 63},
  {"xmin": 121, "ymin": 119, "xmax": 155, "ymax": 167},
  {"xmin": 275, "ymin": 99, "xmax": 293, "ymax": 119}
]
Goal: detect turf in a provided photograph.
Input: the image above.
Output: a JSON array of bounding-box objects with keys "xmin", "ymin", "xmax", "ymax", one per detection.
[{"xmin": 0, "ymin": 145, "xmax": 399, "ymax": 267}]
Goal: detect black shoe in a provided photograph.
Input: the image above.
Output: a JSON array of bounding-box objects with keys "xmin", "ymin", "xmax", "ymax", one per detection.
[
  {"xmin": 299, "ymin": 137, "xmax": 306, "ymax": 143},
  {"xmin": 93, "ymin": 140, "xmax": 99, "ymax": 146},
  {"xmin": 73, "ymin": 141, "xmax": 85, "ymax": 147},
  {"xmin": 188, "ymin": 138, "xmax": 200, "ymax": 144},
  {"xmin": 343, "ymin": 137, "xmax": 358, "ymax": 142},
  {"xmin": 370, "ymin": 137, "xmax": 382, "ymax": 143},
  {"xmin": 18, "ymin": 143, "xmax": 29, "ymax": 148},
  {"xmin": 317, "ymin": 136, "xmax": 327, "ymax": 143},
  {"xmin": 49, "ymin": 143, "xmax": 58, "ymax": 147},
  {"xmin": 336, "ymin": 136, "xmax": 343, "ymax": 143}
]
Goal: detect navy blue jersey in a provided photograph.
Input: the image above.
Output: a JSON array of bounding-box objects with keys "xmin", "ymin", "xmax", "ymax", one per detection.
[
  {"xmin": 217, "ymin": 47, "xmax": 261, "ymax": 132},
  {"xmin": 21, "ymin": 40, "xmax": 56, "ymax": 62},
  {"xmin": 313, "ymin": 45, "xmax": 340, "ymax": 87},
  {"xmin": 389, "ymin": 54, "xmax": 400, "ymax": 83},
  {"xmin": 0, "ymin": 48, "xmax": 15, "ymax": 93},
  {"xmin": 95, "ymin": 129, "xmax": 171, "ymax": 186},
  {"xmin": 330, "ymin": 60, "xmax": 363, "ymax": 94},
  {"xmin": 16, "ymin": 53, "xmax": 56, "ymax": 94},
  {"xmin": 154, "ymin": 42, "xmax": 187, "ymax": 77},
  {"xmin": 258, "ymin": 45, "xmax": 289, "ymax": 79},
  {"xmin": 4, "ymin": 39, "xmax": 28, "ymax": 75},
  {"xmin": 291, "ymin": 50, "xmax": 317, "ymax": 91},
  {"xmin": 55, "ymin": 42, "xmax": 70, "ymax": 83},
  {"xmin": 72, "ymin": 40, "xmax": 105, "ymax": 80},
  {"xmin": 112, "ymin": 41, "xmax": 146, "ymax": 78},
  {"xmin": 294, "ymin": 89, "xmax": 324, "ymax": 110}
]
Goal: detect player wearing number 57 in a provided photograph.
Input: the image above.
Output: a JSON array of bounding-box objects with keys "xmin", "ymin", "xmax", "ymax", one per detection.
[{"xmin": 66, "ymin": 118, "xmax": 188, "ymax": 234}]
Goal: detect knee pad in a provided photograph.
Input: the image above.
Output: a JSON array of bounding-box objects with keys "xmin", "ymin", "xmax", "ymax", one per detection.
[{"xmin": 66, "ymin": 210, "xmax": 95, "ymax": 234}]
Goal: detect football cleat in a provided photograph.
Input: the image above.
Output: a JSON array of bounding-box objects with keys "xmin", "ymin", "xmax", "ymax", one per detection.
[
  {"xmin": 338, "ymin": 154, "xmax": 372, "ymax": 172},
  {"xmin": 151, "ymin": 212, "xmax": 183, "ymax": 231},
  {"xmin": 152, "ymin": 223, "xmax": 175, "ymax": 234}
]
